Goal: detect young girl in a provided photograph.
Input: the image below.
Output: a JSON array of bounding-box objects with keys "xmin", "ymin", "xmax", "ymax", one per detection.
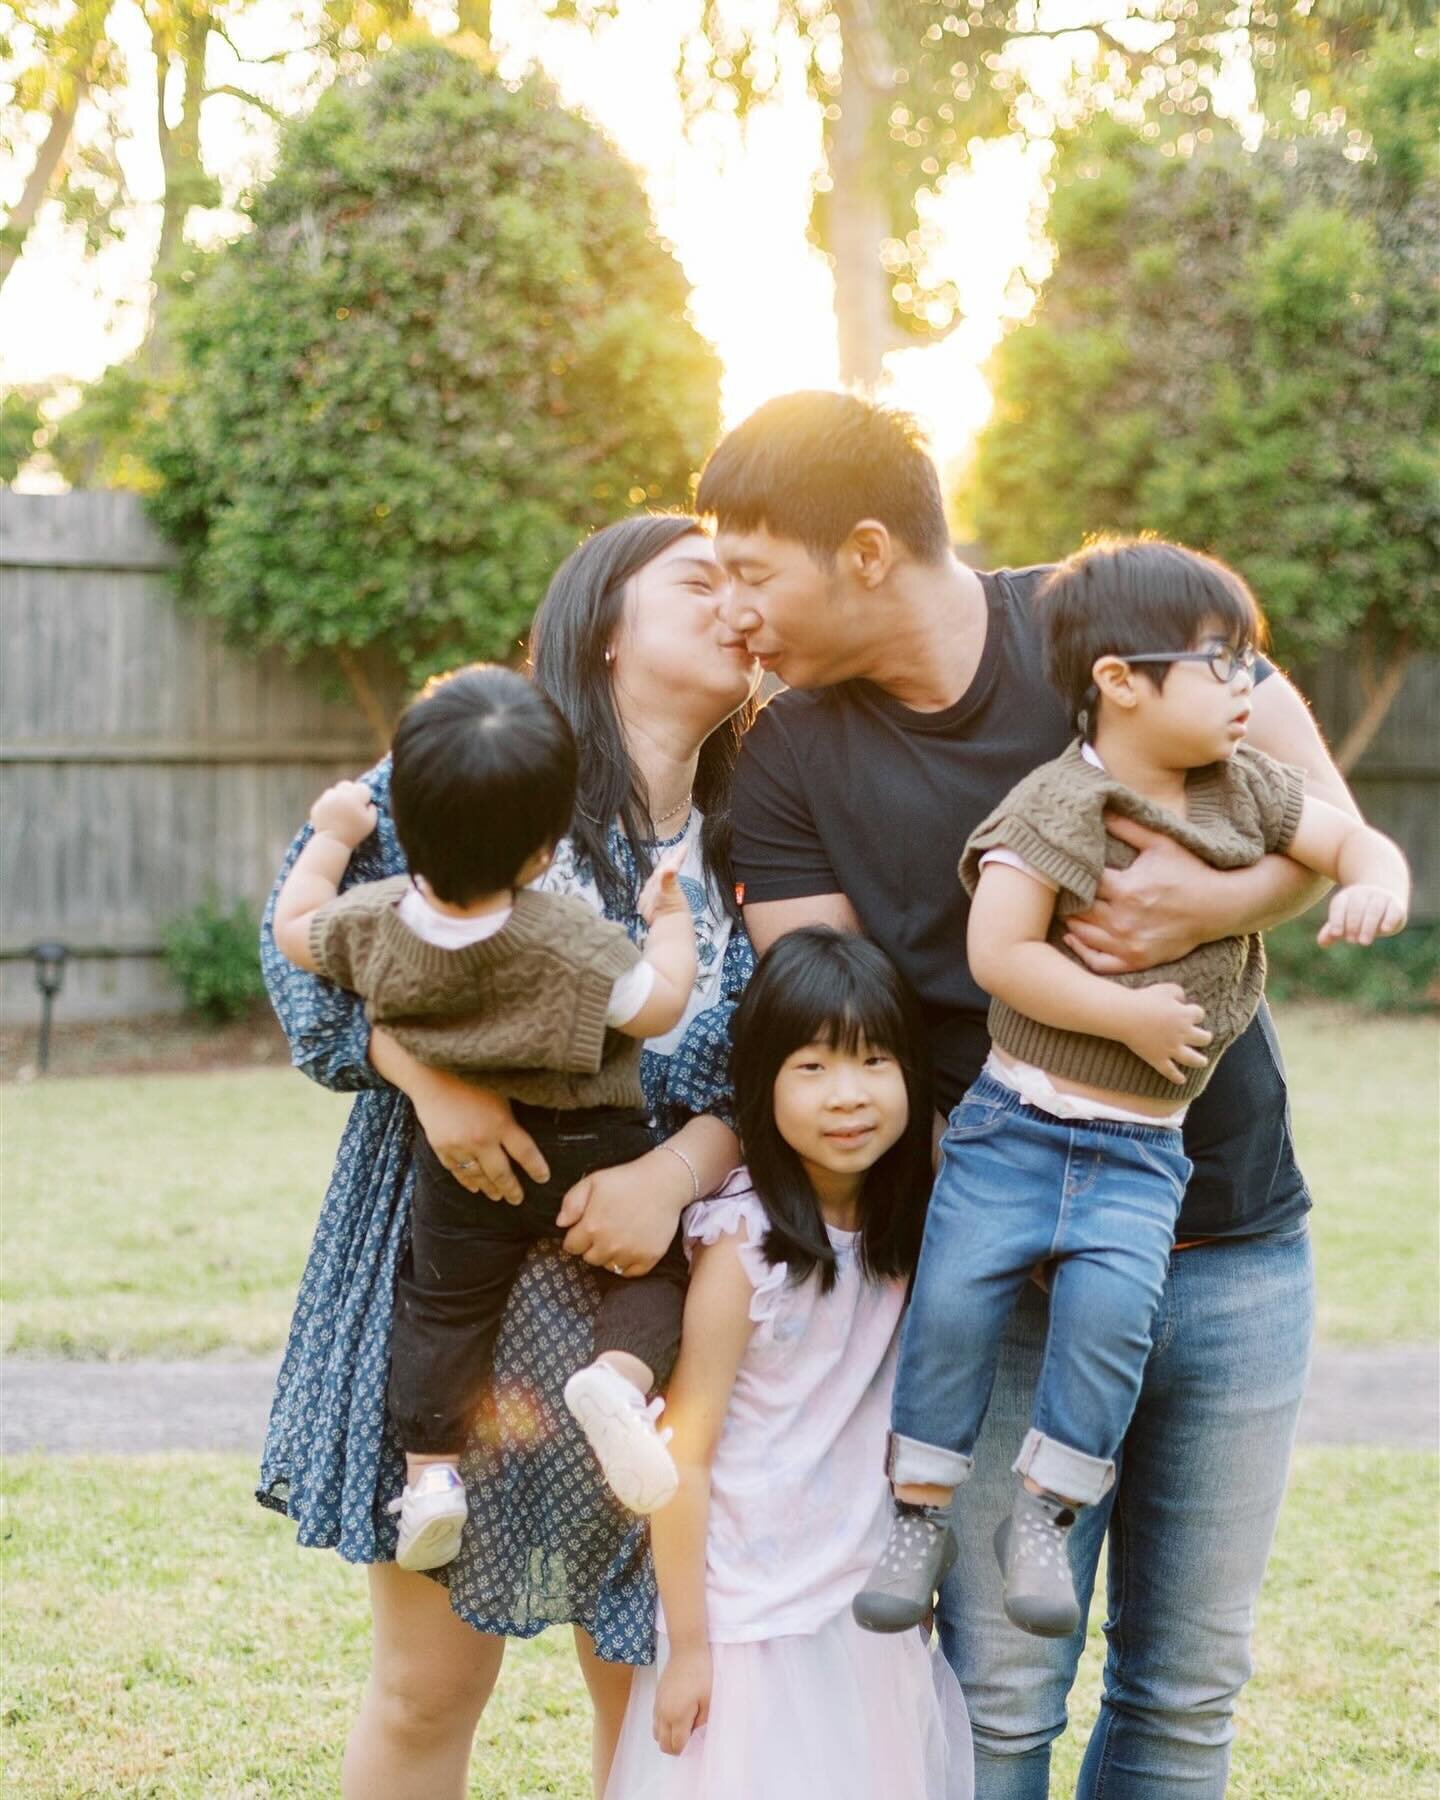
[{"xmin": 606, "ymin": 928, "xmax": 973, "ymax": 1800}]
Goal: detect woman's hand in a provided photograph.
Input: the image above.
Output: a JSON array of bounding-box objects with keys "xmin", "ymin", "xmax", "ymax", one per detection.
[
  {"xmin": 1064, "ymin": 815, "xmax": 1222, "ymax": 973},
  {"xmin": 370, "ymin": 1030, "xmax": 548, "ymax": 1202},
  {"xmin": 557, "ymin": 1146, "xmax": 693, "ymax": 1274},
  {"xmin": 652, "ymin": 1642, "xmax": 712, "ymax": 1756}
]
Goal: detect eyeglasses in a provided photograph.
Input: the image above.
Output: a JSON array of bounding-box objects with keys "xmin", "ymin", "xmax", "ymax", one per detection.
[{"xmin": 1121, "ymin": 643, "xmax": 1257, "ymax": 684}]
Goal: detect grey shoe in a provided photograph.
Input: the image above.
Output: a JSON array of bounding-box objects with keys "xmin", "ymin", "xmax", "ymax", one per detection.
[
  {"xmin": 852, "ymin": 1503, "xmax": 958, "ymax": 1634},
  {"xmin": 994, "ymin": 1483, "xmax": 1081, "ymax": 1638}
]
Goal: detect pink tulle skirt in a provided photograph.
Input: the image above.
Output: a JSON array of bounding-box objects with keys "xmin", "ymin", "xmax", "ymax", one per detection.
[{"xmin": 604, "ymin": 1609, "xmax": 973, "ymax": 1800}]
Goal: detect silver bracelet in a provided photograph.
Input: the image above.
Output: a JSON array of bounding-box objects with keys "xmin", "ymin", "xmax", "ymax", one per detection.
[{"xmin": 658, "ymin": 1141, "xmax": 701, "ymax": 1204}]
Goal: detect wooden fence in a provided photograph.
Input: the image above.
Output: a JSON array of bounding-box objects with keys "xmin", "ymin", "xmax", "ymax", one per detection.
[
  {"xmin": 1, "ymin": 490, "xmax": 1435, "ymax": 1026},
  {"xmin": 1, "ymin": 490, "xmax": 402, "ymax": 1022}
]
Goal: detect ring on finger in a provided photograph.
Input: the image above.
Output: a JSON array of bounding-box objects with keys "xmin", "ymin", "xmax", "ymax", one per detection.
[
  {"xmin": 609, "ymin": 1262, "xmax": 624, "ymax": 1275},
  {"xmin": 455, "ymin": 1158, "xmax": 479, "ymax": 1172}
]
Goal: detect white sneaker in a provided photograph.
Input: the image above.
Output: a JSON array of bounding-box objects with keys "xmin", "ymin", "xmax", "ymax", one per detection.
[
  {"xmin": 563, "ymin": 1362, "xmax": 679, "ymax": 1515},
  {"xmin": 386, "ymin": 1464, "xmax": 468, "ymax": 1571}
]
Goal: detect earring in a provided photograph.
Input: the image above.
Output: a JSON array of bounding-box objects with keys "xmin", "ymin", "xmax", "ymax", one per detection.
[{"xmin": 604, "ymin": 648, "xmax": 615, "ymax": 665}]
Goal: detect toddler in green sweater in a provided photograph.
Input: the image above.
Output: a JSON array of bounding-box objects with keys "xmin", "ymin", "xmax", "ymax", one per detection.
[
  {"xmin": 856, "ymin": 538, "xmax": 1409, "ymax": 1641},
  {"xmin": 274, "ymin": 664, "xmax": 698, "ymax": 1571}
]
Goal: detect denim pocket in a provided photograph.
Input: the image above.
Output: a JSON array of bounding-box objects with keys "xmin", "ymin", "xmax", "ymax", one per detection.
[{"xmin": 942, "ymin": 1101, "xmax": 1007, "ymax": 1143}]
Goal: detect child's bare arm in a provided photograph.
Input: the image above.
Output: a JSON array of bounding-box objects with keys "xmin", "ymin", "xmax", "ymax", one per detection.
[
  {"xmin": 649, "ymin": 1233, "xmax": 755, "ymax": 1757},
  {"xmin": 1285, "ymin": 796, "xmax": 1410, "ymax": 947},
  {"xmin": 619, "ymin": 846, "xmax": 699, "ymax": 1040},
  {"xmin": 272, "ymin": 781, "xmax": 378, "ymax": 972},
  {"xmin": 968, "ymin": 864, "xmax": 1212, "ymax": 1087}
]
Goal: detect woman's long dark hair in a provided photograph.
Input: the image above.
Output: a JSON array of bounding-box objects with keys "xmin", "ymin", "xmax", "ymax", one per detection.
[
  {"xmin": 528, "ymin": 515, "xmax": 757, "ymax": 918},
  {"xmin": 731, "ymin": 928, "xmax": 935, "ymax": 1293}
]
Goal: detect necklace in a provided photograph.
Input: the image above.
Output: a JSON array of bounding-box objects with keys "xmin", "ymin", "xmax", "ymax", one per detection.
[{"xmin": 650, "ymin": 792, "xmax": 692, "ymax": 829}]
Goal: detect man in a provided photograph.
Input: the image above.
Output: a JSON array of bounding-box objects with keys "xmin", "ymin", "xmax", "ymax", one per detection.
[{"xmin": 700, "ymin": 391, "xmax": 1351, "ymax": 1798}]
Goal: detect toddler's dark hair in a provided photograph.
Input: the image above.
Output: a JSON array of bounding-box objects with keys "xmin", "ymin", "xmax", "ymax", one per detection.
[
  {"xmin": 730, "ymin": 927, "xmax": 934, "ymax": 1293},
  {"xmin": 390, "ymin": 664, "xmax": 576, "ymax": 905},
  {"xmin": 1042, "ymin": 537, "xmax": 1266, "ymax": 736}
]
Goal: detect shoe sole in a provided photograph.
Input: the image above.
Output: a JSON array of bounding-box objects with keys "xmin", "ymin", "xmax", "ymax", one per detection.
[
  {"xmin": 396, "ymin": 1510, "xmax": 465, "ymax": 1572},
  {"xmin": 564, "ymin": 1373, "xmax": 679, "ymax": 1515},
  {"xmin": 993, "ymin": 1519, "xmax": 1080, "ymax": 1639}
]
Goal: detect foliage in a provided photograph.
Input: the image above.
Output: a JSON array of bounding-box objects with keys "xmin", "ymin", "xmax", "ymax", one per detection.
[
  {"xmin": 45, "ymin": 359, "xmax": 166, "ymax": 491},
  {"xmin": 965, "ymin": 41, "xmax": 1440, "ymax": 692},
  {"xmin": 1264, "ymin": 918, "xmax": 1440, "ymax": 1015},
  {"xmin": 544, "ymin": 1, "xmax": 1430, "ymax": 383},
  {"xmin": 0, "ymin": 388, "xmax": 42, "ymax": 482},
  {"xmin": 144, "ymin": 42, "xmax": 720, "ymax": 684},
  {"xmin": 161, "ymin": 894, "xmax": 266, "ymax": 1023}
]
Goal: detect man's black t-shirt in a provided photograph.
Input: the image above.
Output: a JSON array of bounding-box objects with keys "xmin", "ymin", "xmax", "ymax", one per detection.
[{"xmin": 730, "ymin": 566, "xmax": 1309, "ymax": 1240}]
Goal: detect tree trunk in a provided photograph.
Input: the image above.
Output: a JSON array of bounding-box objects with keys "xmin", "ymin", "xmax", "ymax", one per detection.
[
  {"xmin": 0, "ymin": 9, "xmax": 107, "ymax": 297},
  {"xmin": 830, "ymin": 0, "xmax": 895, "ymax": 390},
  {"xmin": 1333, "ymin": 639, "xmax": 1412, "ymax": 774},
  {"xmin": 145, "ymin": 1, "xmax": 214, "ymax": 374},
  {"xmin": 336, "ymin": 647, "xmax": 396, "ymax": 753}
]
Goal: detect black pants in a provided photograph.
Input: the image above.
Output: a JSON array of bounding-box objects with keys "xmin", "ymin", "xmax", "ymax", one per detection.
[{"xmin": 388, "ymin": 1104, "xmax": 689, "ymax": 1455}]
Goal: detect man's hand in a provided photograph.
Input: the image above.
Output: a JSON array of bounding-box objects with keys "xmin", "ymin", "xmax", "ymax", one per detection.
[
  {"xmin": 653, "ymin": 1643, "xmax": 712, "ymax": 1756},
  {"xmin": 1120, "ymin": 983, "xmax": 1212, "ymax": 1086},
  {"xmin": 558, "ymin": 1146, "xmax": 692, "ymax": 1274},
  {"xmin": 407, "ymin": 1068, "xmax": 549, "ymax": 1202},
  {"xmin": 1064, "ymin": 815, "xmax": 1222, "ymax": 974},
  {"xmin": 309, "ymin": 780, "xmax": 378, "ymax": 850}
]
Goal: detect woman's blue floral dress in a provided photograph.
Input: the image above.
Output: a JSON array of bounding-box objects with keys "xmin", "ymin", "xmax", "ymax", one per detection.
[{"xmin": 256, "ymin": 757, "xmax": 751, "ymax": 1664}]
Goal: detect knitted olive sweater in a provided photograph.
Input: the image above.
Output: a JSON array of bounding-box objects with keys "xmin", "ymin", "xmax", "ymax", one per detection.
[
  {"xmin": 960, "ymin": 740, "xmax": 1306, "ymax": 1102},
  {"xmin": 308, "ymin": 876, "xmax": 645, "ymax": 1109}
]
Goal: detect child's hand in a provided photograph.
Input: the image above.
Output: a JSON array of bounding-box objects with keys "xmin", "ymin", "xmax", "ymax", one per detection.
[
  {"xmin": 653, "ymin": 1643, "xmax": 712, "ymax": 1756},
  {"xmin": 1122, "ymin": 982, "xmax": 1212, "ymax": 1087},
  {"xmin": 310, "ymin": 780, "xmax": 377, "ymax": 849},
  {"xmin": 1317, "ymin": 885, "xmax": 1406, "ymax": 948},
  {"xmin": 637, "ymin": 844, "xmax": 689, "ymax": 926}
]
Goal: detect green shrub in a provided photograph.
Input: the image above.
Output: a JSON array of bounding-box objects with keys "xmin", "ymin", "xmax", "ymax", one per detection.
[
  {"xmin": 162, "ymin": 896, "xmax": 266, "ymax": 1024},
  {"xmin": 145, "ymin": 42, "xmax": 721, "ymax": 689},
  {"xmin": 1264, "ymin": 917, "xmax": 1440, "ymax": 1014}
]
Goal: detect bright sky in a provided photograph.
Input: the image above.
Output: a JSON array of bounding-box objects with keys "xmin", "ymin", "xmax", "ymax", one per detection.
[{"xmin": 2, "ymin": 0, "xmax": 1242, "ymax": 485}]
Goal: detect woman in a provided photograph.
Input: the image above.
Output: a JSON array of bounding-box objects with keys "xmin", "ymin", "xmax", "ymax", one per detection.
[{"xmin": 257, "ymin": 515, "xmax": 759, "ymax": 1798}]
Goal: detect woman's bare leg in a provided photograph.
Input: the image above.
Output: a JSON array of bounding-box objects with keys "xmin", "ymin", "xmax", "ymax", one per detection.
[
  {"xmin": 573, "ymin": 1625, "xmax": 636, "ymax": 1798},
  {"xmin": 342, "ymin": 1563, "xmax": 506, "ymax": 1800}
]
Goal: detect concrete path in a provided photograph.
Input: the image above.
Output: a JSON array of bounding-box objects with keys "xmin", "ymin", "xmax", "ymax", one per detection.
[{"xmin": 2, "ymin": 1346, "xmax": 1436, "ymax": 1456}]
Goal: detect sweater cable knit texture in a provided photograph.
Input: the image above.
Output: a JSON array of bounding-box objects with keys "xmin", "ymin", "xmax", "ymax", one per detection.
[
  {"xmin": 308, "ymin": 877, "xmax": 645, "ymax": 1109},
  {"xmin": 960, "ymin": 740, "xmax": 1305, "ymax": 1102}
]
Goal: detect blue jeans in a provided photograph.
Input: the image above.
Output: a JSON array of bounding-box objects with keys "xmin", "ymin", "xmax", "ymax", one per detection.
[
  {"xmin": 938, "ymin": 1220, "xmax": 1315, "ymax": 1798},
  {"xmin": 891, "ymin": 1075, "xmax": 1193, "ymax": 1504}
]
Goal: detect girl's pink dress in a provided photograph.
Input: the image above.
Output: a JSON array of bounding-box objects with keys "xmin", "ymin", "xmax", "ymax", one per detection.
[{"xmin": 605, "ymin": 1172, "xmax": 973, "ymax": 1800}]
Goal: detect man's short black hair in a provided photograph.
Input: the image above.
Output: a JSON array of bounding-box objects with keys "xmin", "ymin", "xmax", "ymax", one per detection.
[
  {"xmin": 1042, "ymin": 537, "xmax": 1266, "ymax": 735},
  {"xmin": 696, "ymin": 390, "xmax": 950, "ymax": 565},
  {"xmin": 390, "ymin": 664, "xmax": 577, "ymax": 905}
]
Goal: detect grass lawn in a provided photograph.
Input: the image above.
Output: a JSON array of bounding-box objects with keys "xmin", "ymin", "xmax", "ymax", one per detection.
[
  {"xmin": 2, "ymin": 1003, "xmax": 1434, "ymax": 1359},
  {"xmin": 1, "ymin": 1448, "xmax": 1434, "ymax": 1798},
  {"xmin": 1276, "ymin": 1007, "xmax": 1439, "ymax": 1345},
  {"xmin": 0, "ymin": 1070, "xmax": 349, "ymax": 1357}
]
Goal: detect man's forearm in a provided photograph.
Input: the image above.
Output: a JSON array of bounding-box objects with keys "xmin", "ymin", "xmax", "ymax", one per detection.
[{"xmin": 1209, "ymin": 854, "xmax": 1331, "ymax": 938}]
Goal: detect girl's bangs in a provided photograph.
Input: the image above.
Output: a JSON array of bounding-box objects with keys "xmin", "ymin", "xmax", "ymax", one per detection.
[{"xmin": 797, "ymin": 981, "xmax": 907, "ymax": 1063}]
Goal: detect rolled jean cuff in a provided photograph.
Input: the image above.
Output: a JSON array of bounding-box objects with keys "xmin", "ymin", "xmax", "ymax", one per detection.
[
  {"xmin": 886, "ymin": 1430, "xmax": 975, "ymax": 1490},
  {"xmin": 1012, "ymin": 1427, "xmax": 1115, "ymax": 1506}
]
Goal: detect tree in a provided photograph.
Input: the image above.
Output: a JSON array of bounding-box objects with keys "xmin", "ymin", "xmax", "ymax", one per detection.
[
  {"xmin": 545, "ymin": 0, "xmax": 1431, "ymax": 390},
  {"xmin": 145, "ymin": 41, "xmax": 722, "ymax": 744},
  {"xmin": 964, "ymin": 32, "xmax": 1440, "ymax": 769}
]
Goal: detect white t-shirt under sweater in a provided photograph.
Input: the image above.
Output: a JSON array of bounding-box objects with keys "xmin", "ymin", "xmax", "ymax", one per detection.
[{"xmin": 668, "ymin": 1171, "xmax": 905, "ymax": 1645}]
